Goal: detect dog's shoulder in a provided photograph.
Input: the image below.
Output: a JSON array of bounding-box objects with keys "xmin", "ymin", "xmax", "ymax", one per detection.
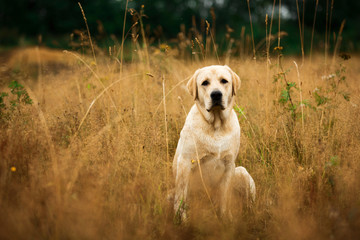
[
  {"xmin": 183, "ymin": 104, "xmax": 204, "ymax": 128},
  {"xmin": 175, "ymin": 105, "xmax": 207, "ymax": 157},
  {"xmin": 230, "ymin": 109, "xmax": 241, "ymax": 132}
]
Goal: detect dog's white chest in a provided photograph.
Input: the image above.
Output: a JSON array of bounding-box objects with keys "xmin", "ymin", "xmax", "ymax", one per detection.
[
  {"xmin": 197, "ymin": 127, "xmax": 238, "ymax": 157},
  {"xmin": 189, "ymin": 131, "xmax": 238, "ymax": 189}
]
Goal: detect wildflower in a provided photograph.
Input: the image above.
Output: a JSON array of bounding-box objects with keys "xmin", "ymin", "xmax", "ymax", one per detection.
[
  {"xmin": 321, "ymin": 74, "xmax": 335, "ymax": 80},
  {"xmin": 10, "ymin": 166, "xmax": 16, "ymax": 172},
  {"xmin": 159, "ymin": 44, "xmax": 170, "ymax": 52},
  {"xmin": 191, "ymin": 159, "xmax": 195, "ymax": 164}
]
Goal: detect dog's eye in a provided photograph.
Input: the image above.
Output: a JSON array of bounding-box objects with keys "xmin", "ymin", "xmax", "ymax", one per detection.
[
  {"xmin": 220, "ymin": 79, "xmax": 228, "ymax": 84},
  {"xmin": 201, "ymin": 80, "xmax": 209, "ymax": 86}
]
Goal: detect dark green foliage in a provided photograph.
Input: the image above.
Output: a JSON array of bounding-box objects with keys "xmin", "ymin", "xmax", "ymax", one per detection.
[
  {"xmin": 313, "ymin": 62, "xmax": 350, "ymax": 109},
  {"xmin": 313, "ymin": 88, "xmax": 329, "ymax": 106},
  {"xmin": 0, "ymin": 0, "xmax": 359, "ymax": 52},
  {"xmin": 271, "ymin": 54, "xmax": 351, "ymax": 166},
  {"xmin": 8, "ymin": 81, "xmax": 33, "ymax": 107}
]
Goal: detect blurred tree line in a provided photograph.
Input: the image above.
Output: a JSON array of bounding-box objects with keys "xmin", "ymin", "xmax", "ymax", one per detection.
[{"xmin": 0, "ymin": 0, "xmax": 359, "ymax": 53}]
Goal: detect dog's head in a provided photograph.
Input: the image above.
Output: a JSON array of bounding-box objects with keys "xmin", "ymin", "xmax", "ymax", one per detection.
[{"xmin": 187, "ymin": 65, "xmax": 240, "ymax": 113}]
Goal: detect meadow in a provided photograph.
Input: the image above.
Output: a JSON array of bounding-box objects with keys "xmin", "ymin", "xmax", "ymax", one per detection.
[{"xmin": 0, "ymin": 8, "xmax": 360, "ymax": 239}]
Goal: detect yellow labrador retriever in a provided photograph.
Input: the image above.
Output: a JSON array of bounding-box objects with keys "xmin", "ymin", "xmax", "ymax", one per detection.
[{"xmin": 173, "ymin": 65, "xmax": 255, "ymax": 222}]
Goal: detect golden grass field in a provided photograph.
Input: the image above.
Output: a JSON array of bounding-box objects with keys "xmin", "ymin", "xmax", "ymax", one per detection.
[{"xmin": 0, "ymin": 44, "xmax": 359, "ymax": 239}]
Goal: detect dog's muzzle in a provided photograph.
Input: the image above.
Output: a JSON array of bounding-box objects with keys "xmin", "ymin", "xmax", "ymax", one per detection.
[{"xmin": 208, "ymin": 90, "xmax": 225, "ymax": 111}]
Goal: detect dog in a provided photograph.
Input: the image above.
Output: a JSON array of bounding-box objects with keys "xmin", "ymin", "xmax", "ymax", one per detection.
[{"xmin": 172, "ymin": 65, "xmax": 255, "ymax": 222}]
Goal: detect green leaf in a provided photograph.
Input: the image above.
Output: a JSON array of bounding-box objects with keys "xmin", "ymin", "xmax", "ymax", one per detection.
[
  {"xmin": 326, "ymin": 156, "xmax": 339, "ymax": 168},
  {"xmin": 314, "ymin": 91, "xmax": 328, "ymax": 106},
  {"xmin": 289, "ymin": 103, "xmax": 297, "ymax": 112},
  {"xmin": 8, "ymin": 81, "xmax": 32, "ymax": 105},
  {"xmin": 342, "ymin": 92, "xmax": 350, "ymax": 101},
  {"xmin": 279, "ymin": 89, "xmax": 289, "ymax": 104},
  {"xmin": 288, "ymin": 82, "xmax": 296, "ymax": 88}
]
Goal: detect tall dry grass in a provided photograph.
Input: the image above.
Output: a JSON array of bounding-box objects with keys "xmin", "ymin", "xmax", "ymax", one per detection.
[
  {"xmin": 0, "ymin": 5, "xmax": 360, "ymax": 240},
  {"xmin": 0, "ymin": 44, "xmax": 359, "ymax": 239}
]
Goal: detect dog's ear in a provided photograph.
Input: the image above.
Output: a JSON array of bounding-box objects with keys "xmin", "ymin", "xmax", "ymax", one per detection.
[
  {"xmin": 225, "ymin": 65, "xmax": 241, "ymax": 96},
  {"xmin": 187, "ymin": 69, "xmax": 199, "ymax": 100}
]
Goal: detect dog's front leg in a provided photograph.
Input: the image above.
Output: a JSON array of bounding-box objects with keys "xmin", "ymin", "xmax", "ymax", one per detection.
[
  {"xmin": 219, "ymin": 156, "xmax": 235, "ymax": 220},
  {"xmin": 174, "ymin": 157, "xmax": 191, "ymax": 223}
]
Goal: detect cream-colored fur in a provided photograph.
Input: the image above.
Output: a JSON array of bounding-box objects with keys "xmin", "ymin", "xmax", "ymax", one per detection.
[{"xmin": 173, "ymin": 65, "xmax": 255, "ymax": 222}]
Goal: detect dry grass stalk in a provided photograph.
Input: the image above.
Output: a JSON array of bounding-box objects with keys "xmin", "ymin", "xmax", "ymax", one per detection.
[
  {"xmin": 325, "ymin": 0, "xmax": 329, "ymax": 71},
  {"xmin": 332, "ymin": 20, "xmax": 346, "ymax": 64},
  {"xmin": 265, "ymin": 14, "xmax": 270, "ymax": 120},
  {"xmin": 154, "ymin": 76, "xmax": 190, "ymax": 115},
  {"xmin": 246, "ymin": 0, "xmax": 256, "ymax": 60},
  {"xmin": 293, "ymin": 61, "xmax": 304, "ymax": 131},
  {"xmin": 240, "ymin": 26, "xmax": 245, "ymax": 58},
  {"xmin": 302, "ymin": 0, "xmax": 305, "ymax": 51},
  {"xmin": 267, "ymin": 0, "xmax": 276, "ymax": 56},
  {"xmin": 78, "ymin": 2, "xmax": 97, "ymax": 67},
  {"xmin": 139, "ymin": 5, "xmax": 150, "ymax": 70},
  {"xmin": 328, "ymin": 0, "xmax": 335, "ymax": 51},
  {"xmin": 310, "ymin": 0, "xmax": 319, "ymax": 64},
  {"xmin": 296, "ymin": 0, "xmax": 305, "ymax": 66},
  {"xmin": 119, "ymin": 0, "xmax": 129, "ymax": 76},
  {"xmin": 205, "ymin": 20, "xmax": 220, "ymax": 64},
  {"xmin": 277, "ymin": 0, "xmax": 282, "ymax": 68},
  {"xmin": 74, "ymin": 72, "xmax": 140, "ymax": 134},
  {"xmin": 162, "ymin": 77, "xmax": 170, "ymax": 187}
]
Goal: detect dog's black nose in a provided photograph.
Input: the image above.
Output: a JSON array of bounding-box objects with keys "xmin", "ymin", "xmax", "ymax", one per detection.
[{"xmin": 211, "ymin": 91, "xmax": 222, "ymax": 102}]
